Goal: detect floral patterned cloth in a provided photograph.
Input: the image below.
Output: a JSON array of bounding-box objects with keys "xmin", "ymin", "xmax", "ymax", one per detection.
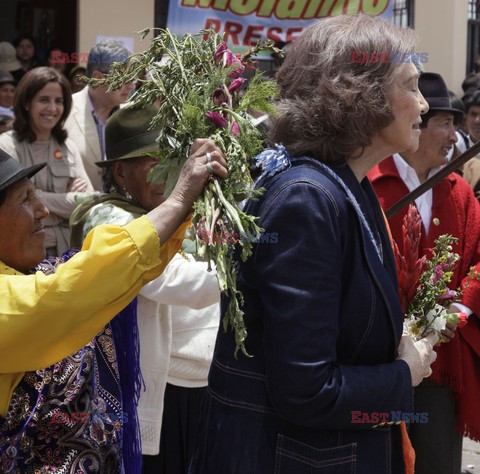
[
  {"xmin": 80, "ymin": 204, "xmax": 135, "ymax": 244},
  {"xmin": 0, "ymin": 252, "xmax": 124, "ymax": 473}
]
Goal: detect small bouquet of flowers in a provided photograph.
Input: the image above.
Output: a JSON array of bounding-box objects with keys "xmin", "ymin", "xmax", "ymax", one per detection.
[
  {"xmin": 89, "ymin": 29, "xmax": 280, "ymax": 356},
  {"xmin": 393, "ymin": 205, "xmax": 471, "ymax": 342}
]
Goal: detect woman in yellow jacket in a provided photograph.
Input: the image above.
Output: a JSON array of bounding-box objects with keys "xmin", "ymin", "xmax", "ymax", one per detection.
[{"xmin": 0, "ymin": 141, "xmax": 226, "ymax": 473}]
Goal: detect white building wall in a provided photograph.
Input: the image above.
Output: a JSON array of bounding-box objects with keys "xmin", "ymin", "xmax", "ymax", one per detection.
[
  {"xmin": 77, "ymin": 0, "xmax": 155, "ymax": 57},
  {"xmin": 415, "ymin": 0, "xmax": 469, "ymax": 96}
]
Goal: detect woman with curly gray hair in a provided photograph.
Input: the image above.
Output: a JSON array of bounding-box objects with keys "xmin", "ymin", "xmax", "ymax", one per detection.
[{"xmin": 190, "ymin": 15, "xmax": 440, "ymax": 474}]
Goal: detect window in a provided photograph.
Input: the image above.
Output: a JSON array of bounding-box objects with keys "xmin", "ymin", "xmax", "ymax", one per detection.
[
  {"xmin": 468, "ymin": 0, "xmax": 480, "ymax": 73},
  {"xmin": 469, "ymin": 0, "xmax": 480, "ymax": 19},
  {"xmin": 155, "ymin": 0, "xmax": 169, "ymax": 29},
  {"xmin": 393, "ymin": 0, "xmax": 414, "ymax": 28}
]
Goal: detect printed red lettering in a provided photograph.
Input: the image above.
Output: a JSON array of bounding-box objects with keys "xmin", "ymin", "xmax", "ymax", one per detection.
[
  {"xmin": 379, "ymin": 52, "xmax": 389, "ymax": 63},
  {"xmin": 351, "ymin": 51, "xmax": 361, "ymax": 63},
  {"xmin": 50, "ymin": 50, "xmax": 62, "ymax": 64},
  {"xmin": 379, "ymin": 412, "xmax": 390, "ymax": 423},
  {"xmin": 266, "ymin": 26, "xmax": 282, "ymax": 43},
  {"xmin": 285, "ymin": 27, "xmax": 302, "ymax": 42},
  {"xmin": 244, "ymin": 25, "xmax": 263, "ymax": 45},
  {"xmin": 351, "ymin": 411, "xmax": 362, "ymax": 423},
  {"xmin": 224, "ymin": 21, "xmax": 242, "ymax": 45},
  {"xmin": 203, "ymin": 18, "xmax": 221, "ymax": 40},
  {"xmin": 51, "ymin": 411, "xmax": 66, "ymax": 424}
]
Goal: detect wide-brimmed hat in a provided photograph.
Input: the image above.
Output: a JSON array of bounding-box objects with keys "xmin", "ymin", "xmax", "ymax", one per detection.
[
  {"xmin": 0, "ymin": 42, "xmax": 21, "ymax": 72},
  {"xmin": 0, "ymin": 114, "xmax": 13, "ymax": 125},
  {"xmin": 69, "ymin": 64, "xmax": 86, "ymax": 78},
  {"xmin": 0, "ymin": 148, "xmax": 46, "ymax": 192},
  {"xmin": 96, "ymin": 105, "xmax": 162, "ymax": 167},
  {"xmin": 0, "ymin": 69, "xmax": 15, "ymax": 86},
  {"xmin": 419, "ymin": 73, "xmax": 464, "ymax": 122}
]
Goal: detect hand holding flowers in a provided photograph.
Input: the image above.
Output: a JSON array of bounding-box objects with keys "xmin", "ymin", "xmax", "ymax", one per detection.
[
  {"xmin": 394, "ymin": 205, "xmax": 475, "ymax": 345},
  {"xmin": 396, "ymin": 332, "xmax": 437, "ymax": 386},
  {"xmin": 89, "ymin": 28, "xmax": 279, "ymax": 356}
]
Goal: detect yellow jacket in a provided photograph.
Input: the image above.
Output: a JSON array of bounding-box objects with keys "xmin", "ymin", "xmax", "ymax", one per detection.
[{"xmin": 0, "ymin": 215, "xmax": 187, "ymax": 416}]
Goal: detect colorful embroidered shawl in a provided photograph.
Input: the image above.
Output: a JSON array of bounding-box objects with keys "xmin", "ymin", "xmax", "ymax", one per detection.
[{"xmin": 0, "ymin": 252, "xmax": 128, "ymax": 473}]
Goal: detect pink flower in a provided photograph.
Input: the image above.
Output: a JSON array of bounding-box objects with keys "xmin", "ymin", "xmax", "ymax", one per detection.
[
  {"xmin": 430, "ymin": 266, "xmax": 444, "ymax": 284},
  {"xmin": 227, "ymin": 54, "xmax": 245, "ymax": 78},
  {"xmin": 212, "ymin": 86, "xmax": 230, "ymax": 107},
  {"xmin": 231, "ymin": 122, "xmax": 240, "ymax": 136},
  {"xmin": 206, "ymin": 111, "xmax": 228, "ymax": 128},
  {"xmin": 439, "ymin": 257, "xmax": 456, "ymax": 272},
  {"xmin": 228, "ymin": 77, "xmax": 246, "ymax": 93},
  {"xmin": 213, "ymin": 42, "xmax": 245, "ymax": 78},
  {"xmin": 214, "ymin": 43, "xmax": 228, "ymax": 64},
  {"xmin": 437, "ymin": 289, "xmax": 457, "ymax": 301}
]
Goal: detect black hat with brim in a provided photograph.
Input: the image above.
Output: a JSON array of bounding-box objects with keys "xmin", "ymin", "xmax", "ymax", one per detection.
[
  {"xmin": 0, "ymin": 148, "xmax": 46, "ymax": 192},
  {"xmin": 419, "ymin": 72, "xmax": 464, "ymax": 123}
]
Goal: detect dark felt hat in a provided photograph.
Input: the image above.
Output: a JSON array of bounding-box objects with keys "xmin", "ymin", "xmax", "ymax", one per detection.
[
  {"xmin": 419, "ymin": 73, "xmax": 464, "ymax": 122},
  {"xmin": 0, "ymin": 148, "xmax": 46, "ymax": 192},
  {"xmin": 0, "ymin": 69, "xmax": 15, "ymax": 86},
  {"xmin": 69, "ymin": 64, "xmax": 86, "ymax": 78},
  {"xmin": 96, "ymin": 105, "xmax": 162, "ymax": 167}
]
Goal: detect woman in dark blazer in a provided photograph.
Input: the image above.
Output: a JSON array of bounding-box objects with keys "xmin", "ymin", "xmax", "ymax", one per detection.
[{"xmin": 190, "ymin": 15, "xmax": 438, "ymax": 474}]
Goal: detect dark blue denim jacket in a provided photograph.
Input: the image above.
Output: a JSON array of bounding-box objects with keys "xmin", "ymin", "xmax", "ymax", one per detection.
[{"xmin": 190, "ymin": 157, "xmax": 413, "ymax": 474}]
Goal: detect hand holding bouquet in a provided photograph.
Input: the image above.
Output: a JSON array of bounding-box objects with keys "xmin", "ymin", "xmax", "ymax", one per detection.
[
  {"xmin": 394, "ymin": 205, "xmax": 473, "ymax": 344},
  {"xmin": 89, "ymin": 29, "xmax": 279, "ymax": 356}
]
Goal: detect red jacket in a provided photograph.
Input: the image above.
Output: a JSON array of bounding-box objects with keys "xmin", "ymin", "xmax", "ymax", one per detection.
[{"xmin": 369, "ymin": 156, "xmax": 480, "ymax": 440}]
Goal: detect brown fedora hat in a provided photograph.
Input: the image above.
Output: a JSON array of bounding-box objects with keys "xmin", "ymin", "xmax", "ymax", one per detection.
[{"xmin": 96, "ymin": 105, "xmax": 162, "ymax": 167}]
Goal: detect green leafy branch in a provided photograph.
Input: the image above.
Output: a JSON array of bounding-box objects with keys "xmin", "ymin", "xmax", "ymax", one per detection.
[{"xmin": 88, "ymin": 28, "xmax": 279, "ymax": 356}]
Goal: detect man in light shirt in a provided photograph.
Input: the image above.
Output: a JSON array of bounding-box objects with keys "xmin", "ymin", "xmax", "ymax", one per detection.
[
  {"xmin": 65, "ymin": 40, "xmax": 134, "ymax": 190},
  {"xmin": 369, "ymin": 72, "xmax": 480, "ymax": 474}
]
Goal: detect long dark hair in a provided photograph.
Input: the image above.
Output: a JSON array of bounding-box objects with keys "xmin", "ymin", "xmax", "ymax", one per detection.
[{"xmin": 13, "ymin": 67, "xmax": 72, "ymax": 143}]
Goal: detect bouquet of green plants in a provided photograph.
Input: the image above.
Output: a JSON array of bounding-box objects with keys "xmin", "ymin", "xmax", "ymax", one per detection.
[{"xmin": 89, "ymin": 28, "xmax": 280, "ymax": 356}]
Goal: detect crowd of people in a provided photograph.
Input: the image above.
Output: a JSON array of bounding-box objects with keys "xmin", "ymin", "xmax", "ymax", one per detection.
[{"xmin": 0, "ymin": 14, "xmax": 479, "ymax": 474}]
